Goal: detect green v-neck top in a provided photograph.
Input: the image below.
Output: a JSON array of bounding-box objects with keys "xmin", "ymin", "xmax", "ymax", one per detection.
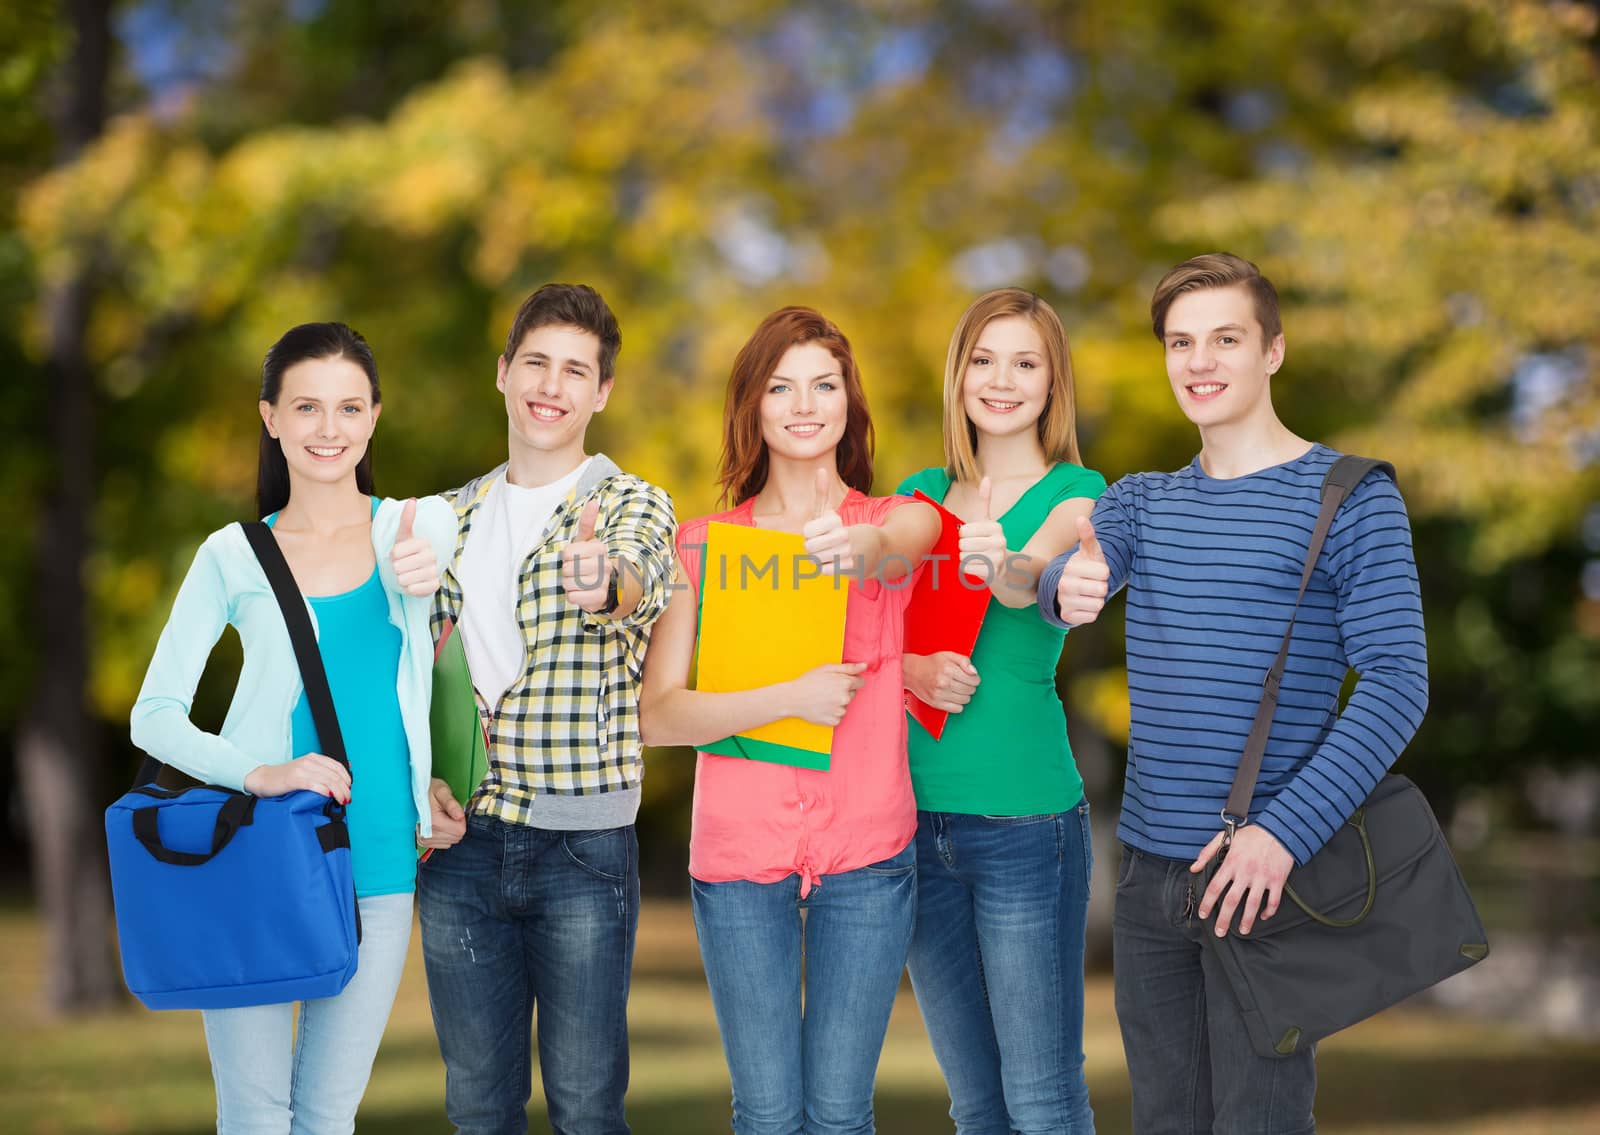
[{"xmin": 897, "ymin": 462, "xmax": 1106, "ymax": 815}]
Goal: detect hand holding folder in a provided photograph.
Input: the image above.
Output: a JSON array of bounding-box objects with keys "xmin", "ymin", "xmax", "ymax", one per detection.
[{"xmin": 903, "ymin": 490, "xmax": 992, "ymax": 740}]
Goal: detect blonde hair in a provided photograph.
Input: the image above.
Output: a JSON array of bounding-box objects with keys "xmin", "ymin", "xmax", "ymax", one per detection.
[{"xmin": 942, "ymin": 288, "xmax": 1082, "ymax": 483}]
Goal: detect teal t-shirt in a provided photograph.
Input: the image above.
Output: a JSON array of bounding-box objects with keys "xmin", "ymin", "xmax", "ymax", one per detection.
[
  {"xmin": 897, "ymin": 462, "xmax": 1106, "ymax": 815},
  {"xmin": 273, "ymin": 505, "xmax": 417, "ymax": 897}
]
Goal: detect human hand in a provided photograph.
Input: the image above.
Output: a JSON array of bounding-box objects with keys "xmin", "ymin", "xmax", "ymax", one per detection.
[
  {"xmin": 801, "ymin": 469, "xmax": 858, "ymax": 576},
  {"xmin": 957, "ymin": 478, "xmax": 1007, "ymax": 584},
  {"xmin": 417, "ymin": 777, "xmax": 467, "ymax": 850},
  {"xmin": 390, "ymin": 498, "xmax": 441, "ymax": 597},
  {"xmin": 562, "ymin": 499, "xmax": 613, "ymax": 612},
  {"xmin": 1054, "ymin": 516, "xmax": 1110, "ymax": 626},
  {"xmin": 785, "ymin": 661, "xmax": 869, "ymax": 725},
  {"xmin": 244, "ymin": 753, "xmax": 351, "ymax": 803},
  {"xmin": 903, "ymin": 651, "xmax": 980, "ymax": 713},
  {"xmin": 1192, "ymin": 825, "xmax": 1295, "ymax": 936}
]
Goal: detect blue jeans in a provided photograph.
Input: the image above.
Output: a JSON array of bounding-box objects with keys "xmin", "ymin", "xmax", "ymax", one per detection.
[
  {"xmin": 691, "ymin": 841, "xmax": 917, "ymax": 1135},
  {"xmin": 1113, "ymin": 845, "xmax": 1316, "ymax": 1135},
  {"xmin": 201, "ymin": 891, "xmax": 414, "ymax": 1135},
  {"xmin": 418, "ymin": 816, "xmax": 639, "ymax": 1135},
  {"xmin": 906, "ymin": 804, "xmax": 1096, "ymax": 1135}
]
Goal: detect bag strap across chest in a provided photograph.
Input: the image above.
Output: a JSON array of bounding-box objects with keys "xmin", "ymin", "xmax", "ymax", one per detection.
[
  {"xmin": 239, "ymin": 521, "xmax": 350, "ymax": 774},
  {"xmin": 1222, "ymin": 456, "xmax": 1395, "ymax": 834}
]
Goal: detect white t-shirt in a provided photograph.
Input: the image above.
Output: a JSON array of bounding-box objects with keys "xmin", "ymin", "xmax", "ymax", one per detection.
[{"xmin": 456, "ymin": 458, "xmax": 591, "ymax": 709}]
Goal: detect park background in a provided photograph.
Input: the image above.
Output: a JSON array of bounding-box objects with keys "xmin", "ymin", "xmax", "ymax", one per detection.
[{"xmin": 3, "ymin": 0, "xmax": 1599, "ymax": 1131}]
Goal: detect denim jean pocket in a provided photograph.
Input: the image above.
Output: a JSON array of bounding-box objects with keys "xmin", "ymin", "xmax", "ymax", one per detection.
[
  {"xmin": 977, "ymin": 812, "xmax": 1058, "ymax": 826},
  {"xmin": 562, "ymin": 826, "xmax": 634, "ymax": 883},
  {"xmin": 861, "ymin": 843, "xmax": 916, "ymax": 876},
  {"xmin": 1115, "ymin": 846, "xmax": 1140, "ymax": 890}
]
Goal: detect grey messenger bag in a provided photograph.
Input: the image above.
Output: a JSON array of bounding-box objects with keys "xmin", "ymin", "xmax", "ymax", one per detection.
[{"xmin": 1195, "ymin": 456, "xmax": 1489, "ymax": 1059}]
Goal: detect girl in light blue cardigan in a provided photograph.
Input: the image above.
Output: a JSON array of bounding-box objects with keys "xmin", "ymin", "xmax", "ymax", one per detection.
[{"xmin": 130, "ymin": 322, "xmax": 458, "ymax": 1135}]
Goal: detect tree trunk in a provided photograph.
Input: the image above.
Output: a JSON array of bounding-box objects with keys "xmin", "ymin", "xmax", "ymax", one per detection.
[{"xmin": 15, "ymin": 0, "xmax": 119, "ymax": 1013}]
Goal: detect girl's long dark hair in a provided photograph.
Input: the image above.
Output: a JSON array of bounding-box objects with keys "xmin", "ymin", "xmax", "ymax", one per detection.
[{"xmin": 257, "ymin": 322, "xmax": 381, "ymax": 517}]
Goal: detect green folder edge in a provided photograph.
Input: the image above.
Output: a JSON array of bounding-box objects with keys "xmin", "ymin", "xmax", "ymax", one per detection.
[
  {"xmin": 693, "ymin": 536, "xmax": 832, "ymax": 772},
  {"xmin": 701, "ymin": 733, "xmax": 830, "ymax": 771},
  {"xmin": 428, "ymin": 619, "xmax": 489, "ymax": 840}
]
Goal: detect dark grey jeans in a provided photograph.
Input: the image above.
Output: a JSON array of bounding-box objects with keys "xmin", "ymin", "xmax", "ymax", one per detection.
[{"xmin": 1113, "ymin": 845, "xmax": 1316, "ymax": 1135}]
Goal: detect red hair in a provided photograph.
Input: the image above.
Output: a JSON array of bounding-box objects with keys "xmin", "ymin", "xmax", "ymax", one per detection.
[{"xmin": 718, "ymin": 307, "xmax": 876, "ymax": 505}]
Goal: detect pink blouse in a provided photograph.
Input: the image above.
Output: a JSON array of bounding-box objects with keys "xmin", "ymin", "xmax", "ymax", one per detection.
[{"xmin": 677, "ymin": 491, "xmax": 919, "ymax": 895}]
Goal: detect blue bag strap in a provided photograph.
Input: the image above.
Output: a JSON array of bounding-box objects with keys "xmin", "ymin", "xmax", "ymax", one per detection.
[
  {"xmin": 1220, "ymin": 456, "xmax": 1396, "ymax": 836},
  {"xmin": 239, "ymin": 521, "xmax": 350, "ymax": 773}
]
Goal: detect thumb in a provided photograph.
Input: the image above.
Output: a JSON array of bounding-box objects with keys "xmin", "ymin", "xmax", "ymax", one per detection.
[
  {"xmin": 976, "ymin": 477, "xmax": 992, "ymax": 522},
  {"xmin": 1075, "ymin": 515, "xmax": 1105, "ymax": 564},
  {"xmin": 1190, "ymin": 830, "xmax": 1226, "ymax": 873},
  {"xmin": 812, "ymin": 467, "xmax": 832, "ymax": 522},
  {"xmin": 431, "ymin": 779, "xmax": 461, "ymax": 812},
  {"xmin": 397, "ymin": 497, "xmax": 417, "ymax": 542},
  {"xmin": 837, "ymin": 661, "xmax": 868, "ymax": 674},
  {"xmin": 576, "ymin": 499, "xmax": 599, "ymax": 543}
]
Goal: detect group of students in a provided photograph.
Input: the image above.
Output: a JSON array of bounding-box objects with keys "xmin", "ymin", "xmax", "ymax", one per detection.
[{"xmin": 130, "ymin": 250, "xmax": 1429, "ymax": 1135}]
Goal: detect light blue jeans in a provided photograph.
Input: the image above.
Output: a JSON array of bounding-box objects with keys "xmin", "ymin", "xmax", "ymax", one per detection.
[
  {"xmin": 690, "ymin": 842, "xmax": 917, "ymax": 1135},
  {"xmin": 906, "ymin": 805, "xmax": 1096, "ymax": 1134},
  {"xmin": 200, "ymin": 891, "xmax": 414, "ymax": 1135}
]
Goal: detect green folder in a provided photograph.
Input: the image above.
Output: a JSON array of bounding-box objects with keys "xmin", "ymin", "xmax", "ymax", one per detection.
[
  {"xmin": 429, "ymin": 618, "xmax": 489, "ymax": 812},
  {"xmin": 700, "ymin": 733, "xmax": 831, "ymax": 771}
]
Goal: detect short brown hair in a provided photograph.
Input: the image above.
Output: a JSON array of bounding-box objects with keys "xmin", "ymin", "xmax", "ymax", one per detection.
[
  {"xmin": 942, "ymin": 289, "xmax": 1082, "ymax": 483},
  {"xmin": 1150, "ymin": 253, "xmax": 1282, "ymax": 344},
  {"xmin": 718, "ymin": 307, "xmax": 875, "ymax": 506},
  {"xmin": 502, "ymin": 283, "xmax": 622, "ymax": 381}
]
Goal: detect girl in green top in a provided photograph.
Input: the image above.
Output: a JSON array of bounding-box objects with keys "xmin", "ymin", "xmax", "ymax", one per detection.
[{"xmin": 899, "ymin": 289, "xmax": 1105, "ymax": 1133}]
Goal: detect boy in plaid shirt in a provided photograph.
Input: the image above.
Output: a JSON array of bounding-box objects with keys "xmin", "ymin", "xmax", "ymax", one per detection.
[{"xmin": 417, "ymin": 284, "xmax": 676, "ymax": 1135}]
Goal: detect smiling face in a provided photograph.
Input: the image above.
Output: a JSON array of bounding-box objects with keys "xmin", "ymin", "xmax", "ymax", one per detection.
[
  {"xmin": 758, "ymin": 341, "xmax": 849, "ymax": 462},
  {"xmin": 961, "ymin": 314, "xmax": 1052, "ymax": 441},
  {"xmin": 1161, "ymin": 284, "xmax": 1285, "ymax": 429},
  {"xmin": 259, "ymin": 355, "xmax": 380, "ymax": 492},
  {"xmin": 497, "ymin": 322, "xmax": 612, "ymax": 471}
]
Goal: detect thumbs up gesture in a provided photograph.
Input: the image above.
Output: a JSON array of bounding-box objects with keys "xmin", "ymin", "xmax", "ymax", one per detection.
[
  {"xmin": 956, "ymin": 476, "xmax": 1007, "ymax": 584},
  {"xmin": 562, "ymin": 498, "xmax": 613, "ymax": 612},
  {"xmin": 390, "ymin": 498, "xmax": 441, "ymax": 597},
  {"xmin": 802, "ymin": 468, "xmax": 856, "ymax": 576},
  {"xmin": 1054, "ymin": 515, "xmax": 1110, "ymax": 626}
]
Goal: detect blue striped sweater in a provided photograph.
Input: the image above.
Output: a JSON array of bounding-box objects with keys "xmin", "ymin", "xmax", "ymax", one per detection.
[{"xmin": 1038, "ymin": 444, "xmax": 1428, "ymax": 865}]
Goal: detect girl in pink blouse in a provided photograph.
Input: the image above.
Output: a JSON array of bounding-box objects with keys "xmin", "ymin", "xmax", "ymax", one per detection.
[{"xmin": 641, "ymin": 307, "xmax": 939, "ymax": 1135}]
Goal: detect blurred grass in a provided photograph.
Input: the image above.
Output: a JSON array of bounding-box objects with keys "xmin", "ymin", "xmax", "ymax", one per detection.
[{"xmin": 4, "ymin": 902, "xmax": 1600, "ymax": 1134}]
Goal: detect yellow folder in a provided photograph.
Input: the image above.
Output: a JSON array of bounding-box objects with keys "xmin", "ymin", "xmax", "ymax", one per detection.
[{"xmin": 695, "ymin": 521, "xmax": 850, "ymax": 766}]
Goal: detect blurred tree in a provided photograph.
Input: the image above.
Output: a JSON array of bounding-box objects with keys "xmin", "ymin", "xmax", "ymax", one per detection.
[
  {"xmin": 13, "ymin": 0, "xmax": 122, "ymax": 1011},
  {"xmin": 126, "ymin": 0, "xmax": 584, "ymax": 146}
]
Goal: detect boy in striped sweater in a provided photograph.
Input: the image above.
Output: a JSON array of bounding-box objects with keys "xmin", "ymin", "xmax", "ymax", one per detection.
[{"xmin": 1038, "ymin": 253, "xmax": 1428, "ymax": 1133}]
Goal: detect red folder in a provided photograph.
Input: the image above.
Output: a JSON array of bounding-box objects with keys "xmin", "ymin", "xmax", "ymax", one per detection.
[{"xmin": 903, "ymin": 490, "xmax": 992, "ymax": 739}]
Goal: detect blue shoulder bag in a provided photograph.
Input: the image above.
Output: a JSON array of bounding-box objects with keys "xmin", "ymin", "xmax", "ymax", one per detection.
[{"xmin": 105, "ymin": 521, "xmax": 360, "ymax": 1010}]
